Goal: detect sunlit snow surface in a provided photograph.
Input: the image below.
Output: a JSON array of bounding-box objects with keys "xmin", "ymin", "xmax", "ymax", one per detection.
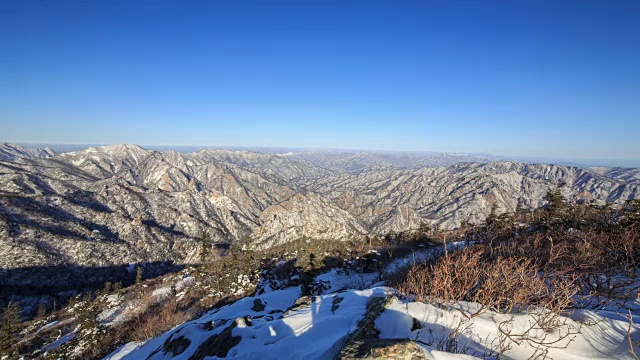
[
  {"xmin": 377, "ymin": 298, "xmax": 640, "ymax": 360},
  {"xmin": 106, "ymin": 286, "xmax": 388, "ymax": 360},
  {"xmin": 105, "ymin": 244, "xmax": 640, "ymax": 360}
]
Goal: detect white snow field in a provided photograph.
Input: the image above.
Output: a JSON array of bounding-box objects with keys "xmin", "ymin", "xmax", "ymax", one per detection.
[
  {"xmin": 377, "ymin": 298, "xmax": 639, "ymax": 359},
  {"xmin": 105, "ymin": 286, "xmax": 387, "ymax": 360}
]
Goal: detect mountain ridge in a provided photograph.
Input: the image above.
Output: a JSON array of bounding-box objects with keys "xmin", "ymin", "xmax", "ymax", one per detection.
[{"xmin": 0, "ymin": 143, "xmax": 637, "ymax": 276}]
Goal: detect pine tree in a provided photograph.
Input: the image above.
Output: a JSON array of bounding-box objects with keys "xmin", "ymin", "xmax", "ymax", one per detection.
[
  {"xmin": 545, "ymin": 185, "xmax": 567, "ymax": 220},
  {"xmin": 75, "ymin": 293, "xmax": 105, "ymax": 354},
  {"xmin": 485, "ymin": 203, "xmax": 499, "ymax": 231},
  {"xmin": 515, "ymin": 198, "xmax": 525, "ymax": 216},
  {"xmin": 622, "ymin": 199, "xmax": 640, "ymax": 227},
  {"xmin": 36, "ymin": 303, "xmax": 47, "ymax": 319},
  {"xmin": 199, "ymin": 231, "xmax": 211, "ymax": 265},
  {"xmin": 103, "ymin": 281, "xmax": 113, "ymax": 294},
  {"xmin": 135, "ymin": 265, "xmax": 144, "ymax": 287},
  {"xmin": 76, "ymin": 294, "xmax": 100, "ymax": 331},
  {"xmin": 418, "ymin": 221, "xmax": 431, "ymax": 237},
  {"xmin": 308, "ymin": 252, "xmax": 317, "ymax": 270},
  {"xmin": 0, "ymin": 302, "xmax": 21, "ymax": 356}
]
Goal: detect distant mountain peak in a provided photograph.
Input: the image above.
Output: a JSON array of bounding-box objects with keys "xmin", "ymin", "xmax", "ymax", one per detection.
[{"xmin": 0, "ymin": 142, "xmax": 55, "ymax": 161}]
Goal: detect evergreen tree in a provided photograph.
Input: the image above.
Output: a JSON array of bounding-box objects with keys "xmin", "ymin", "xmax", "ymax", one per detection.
[
  {"xmin": 515, "ymin": 198, "xmax": 525, "ymax": 218},
  {"xmin": 199, "ymin": 231, "xmax": 211, "ymax": 265},
  {"xmin": 135, "ymin": 265, "xmax": 144, "ymax": 287},
  {"xmin": 623, "ymin": 199, "xmax": 640, "ymax": 226},
  {"xmin": 497, "ymin": 211, "xmax": 515, "ymax": 232},
  {"xmin": 74, "ymin": 293, "xmax": 105, "ymax": 355},
  {"xmin": 76, "ymin": 293, "xmax": 99, "ymax": 330},
  {"xmin": 485, "ymin": 203, "xmax": 499, "ymax": 231},
  {"xmin": 545, "ymin": 185, "xmax": 567, "ymax": 219},
  {"xmin": 0, "ymin": 302, "xmax": 21, "ymax": 356},
  {"xmin": 484, "ymin": 202, "xmax": 515, "ymax": 234},
  {"xmin": 36, "ymin": 303, "xmax": 47, "ymax": 319},
  {"xmin": 308, "ymin": 252, "xmax": 317, "ymax": 271},
  {"xmin": 418, "ymin": 221, "xmax": 431, "ymax": 237},
  {"xmin": 103, "ymin": 281, "xmax": 113, "ymax": 295}
]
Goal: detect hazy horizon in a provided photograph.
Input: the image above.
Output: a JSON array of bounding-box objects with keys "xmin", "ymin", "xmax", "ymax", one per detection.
[{"xmin": 6, "ymin": 141, "xmax": 640, "ymax": 169}]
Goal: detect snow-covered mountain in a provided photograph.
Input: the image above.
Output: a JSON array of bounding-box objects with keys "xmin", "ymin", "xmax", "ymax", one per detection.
[
  {"xmin": 0, "ymin": 143, "xmax": 55, "ymax": 161},
  {"xmin": 0, "ymin": 143, "xmax": 637, "ymax": 290},
  {"xmin": 279, "ymin": 150, "xmax": 498, "ymax": 173}
]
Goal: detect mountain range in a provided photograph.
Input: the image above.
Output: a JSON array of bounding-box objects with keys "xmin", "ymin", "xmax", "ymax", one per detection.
[{"xmin": 0, "ymin": 142, "xmax": 637, "ymax": 280}]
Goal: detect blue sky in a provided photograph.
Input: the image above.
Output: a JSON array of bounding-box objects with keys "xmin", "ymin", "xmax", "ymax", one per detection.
[{"xmin": 2, "ymin": 0, "xmax": 639, "ymax": 161}]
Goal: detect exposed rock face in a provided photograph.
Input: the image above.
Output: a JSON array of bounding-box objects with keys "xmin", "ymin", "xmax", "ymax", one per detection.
[
  {"xmin": 337, "ymin": 339, "xmax": 431, "ymax": 360},
  {"xmin": 0, "ymin": 143, "xmax": 638, "ymax": 285},
  {"xmin": 249, "ymin": 193, "xmax": 368, "ymax": 250},
  {"xmin": 336, "ymin": 296, "xmax": 432, "ymax": 360}
]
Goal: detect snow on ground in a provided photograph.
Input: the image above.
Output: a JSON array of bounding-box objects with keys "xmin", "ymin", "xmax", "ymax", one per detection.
[
  {"xmin": 44, "ymin": 332, "xmax": 77, "ymax": 351},
  {"xmin": 105, "ymin": 286, "xmax": 388, "ymax": 360},
  {"xmin": 98, "ymin": 298, "xmax": 143, "ymax": 327},
  {"xmin": 98, "ymin": 302, "xmax": 131, "ymax": 327},
  {"xmin": 175, "ymin": 276, "xmax": 195, "ymax": 292},
  {"xmin": 103, "ymin": 241, "xmax": 640, "ymax": 360},
  {"xmin": 314, "ymin": 241, "xmax": 472, "ymax": 295},
  {"xmin": 315, "ymin": 269, "xmax": 380, "ymax": 294},
  {"xmin": 428, "ymin": 351, "xmax": 480, "ymax": 360},
  {"xmin": 36, "ymin": 320, "xmax": 60, "ymax": 333},
  {"xmin": 103, "ymin": 341, "xmax": 145, "ymax": 360},
  {"xmin": 152, "ymin": 287, "xmax": 173, "ymax": 301},
  {"xmin": 377, "ymin": 297, "xmax": 640, "ymax": 360},
  {"xmin": 229, "ymin": 288, "xmax": 387, "ymax": 359},
  {"xmin": 383, "ymin": 241, "xmax": 467, "ymax": 276},
  {"xmin": 105, "ymin": 278, "xmax": 640, "ymax": 360},
  {"xmin": 105, "ymin": 294, "xmax": 121, "ymax": 306}
]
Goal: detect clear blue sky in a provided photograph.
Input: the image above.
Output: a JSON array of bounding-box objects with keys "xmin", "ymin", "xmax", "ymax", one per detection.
[{"xmin": 2, "ymin": 0, "xmax": 639, "ymax": 161}]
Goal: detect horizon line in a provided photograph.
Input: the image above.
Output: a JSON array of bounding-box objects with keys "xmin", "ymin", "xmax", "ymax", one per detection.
[{"xmin": 3, "ymin": 140, "xmax": 640, "ymax": 168}]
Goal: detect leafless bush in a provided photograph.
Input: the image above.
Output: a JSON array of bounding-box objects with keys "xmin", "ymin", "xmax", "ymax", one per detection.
[
  {"xmin": 128, "ymin": 299, "xmax": 190, "ymax": 341},
  {"xmin": 397, "ymin": 247, "xmax": 577, "ymax": 320},
  {"xmin": 475, "ymin": 257, "xmax": 548, "ymax": 314},
  {"xmin": 421, "ymin": 316, "xmax": 475, "ymax": 355},
  {"xmin": 494, "ymin": 225, "xmax": 640, "ymax": 307},
  {"xmin": 399, "ymin": 248, "xmax": 484, "ymax": 306},
  {"xmin": 624, "ymin": 310, "xmax": 640, "ymax": 360},
  {"xmin": 496, "ymin": 313, "xmax": 581, "ymax": 359}
]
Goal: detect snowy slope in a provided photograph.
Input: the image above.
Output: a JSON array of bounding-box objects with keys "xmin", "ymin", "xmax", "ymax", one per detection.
[
  {"xmin": 378, "ymin": 298, "xmax": 638, "ymax": 360},
  {"xmin": 105, "ymin": 265, "xmax": 640, "ymax": 360},
  {"xmin": 105, "ymin": 286, "xmax": 388, "ymax": 360}
]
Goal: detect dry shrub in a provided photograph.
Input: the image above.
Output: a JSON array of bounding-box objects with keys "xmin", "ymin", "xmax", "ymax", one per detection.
[
  {"xmin": 128, "ymin": 300, "xmax": 190, "ymax": 341},
  {"xmin": 397, "ymin": 247, "xmax": 577, "ymax": 319},
  {"xmin": 573, "ymin": 227, "xmax": 640, "ymax": 301},
  {"xmin": 598, "ymin": 226, "xmax": 640, "ymax": 275},
  {"xmin": 492, "ymin": 225, "xmax": 640, "ymax": 303},
  {"xmin": 476, "ymin": 257, "xmax": 548, "ymax": 313},
  {"xmin": 401, "ymin": 248, "xmax": 484, "ymax": 304}
]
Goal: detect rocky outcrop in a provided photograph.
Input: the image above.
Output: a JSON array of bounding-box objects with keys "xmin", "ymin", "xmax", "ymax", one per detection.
[
  {"xmin": 337, "ymin": 339, "xmax": 431, "ymax": 360},
  {"xmin": 249, "ymin": 193, "xmax": 368, "ymax": 250},
  {"xmin": 336, "ymin": 296, "xmax": 432, "ymax": 360}
]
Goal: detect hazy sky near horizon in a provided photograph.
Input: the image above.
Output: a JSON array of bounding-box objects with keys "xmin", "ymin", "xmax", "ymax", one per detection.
[{"xmin": 2, "ymin": 1, "xmax": 639, "ymax": 160}]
